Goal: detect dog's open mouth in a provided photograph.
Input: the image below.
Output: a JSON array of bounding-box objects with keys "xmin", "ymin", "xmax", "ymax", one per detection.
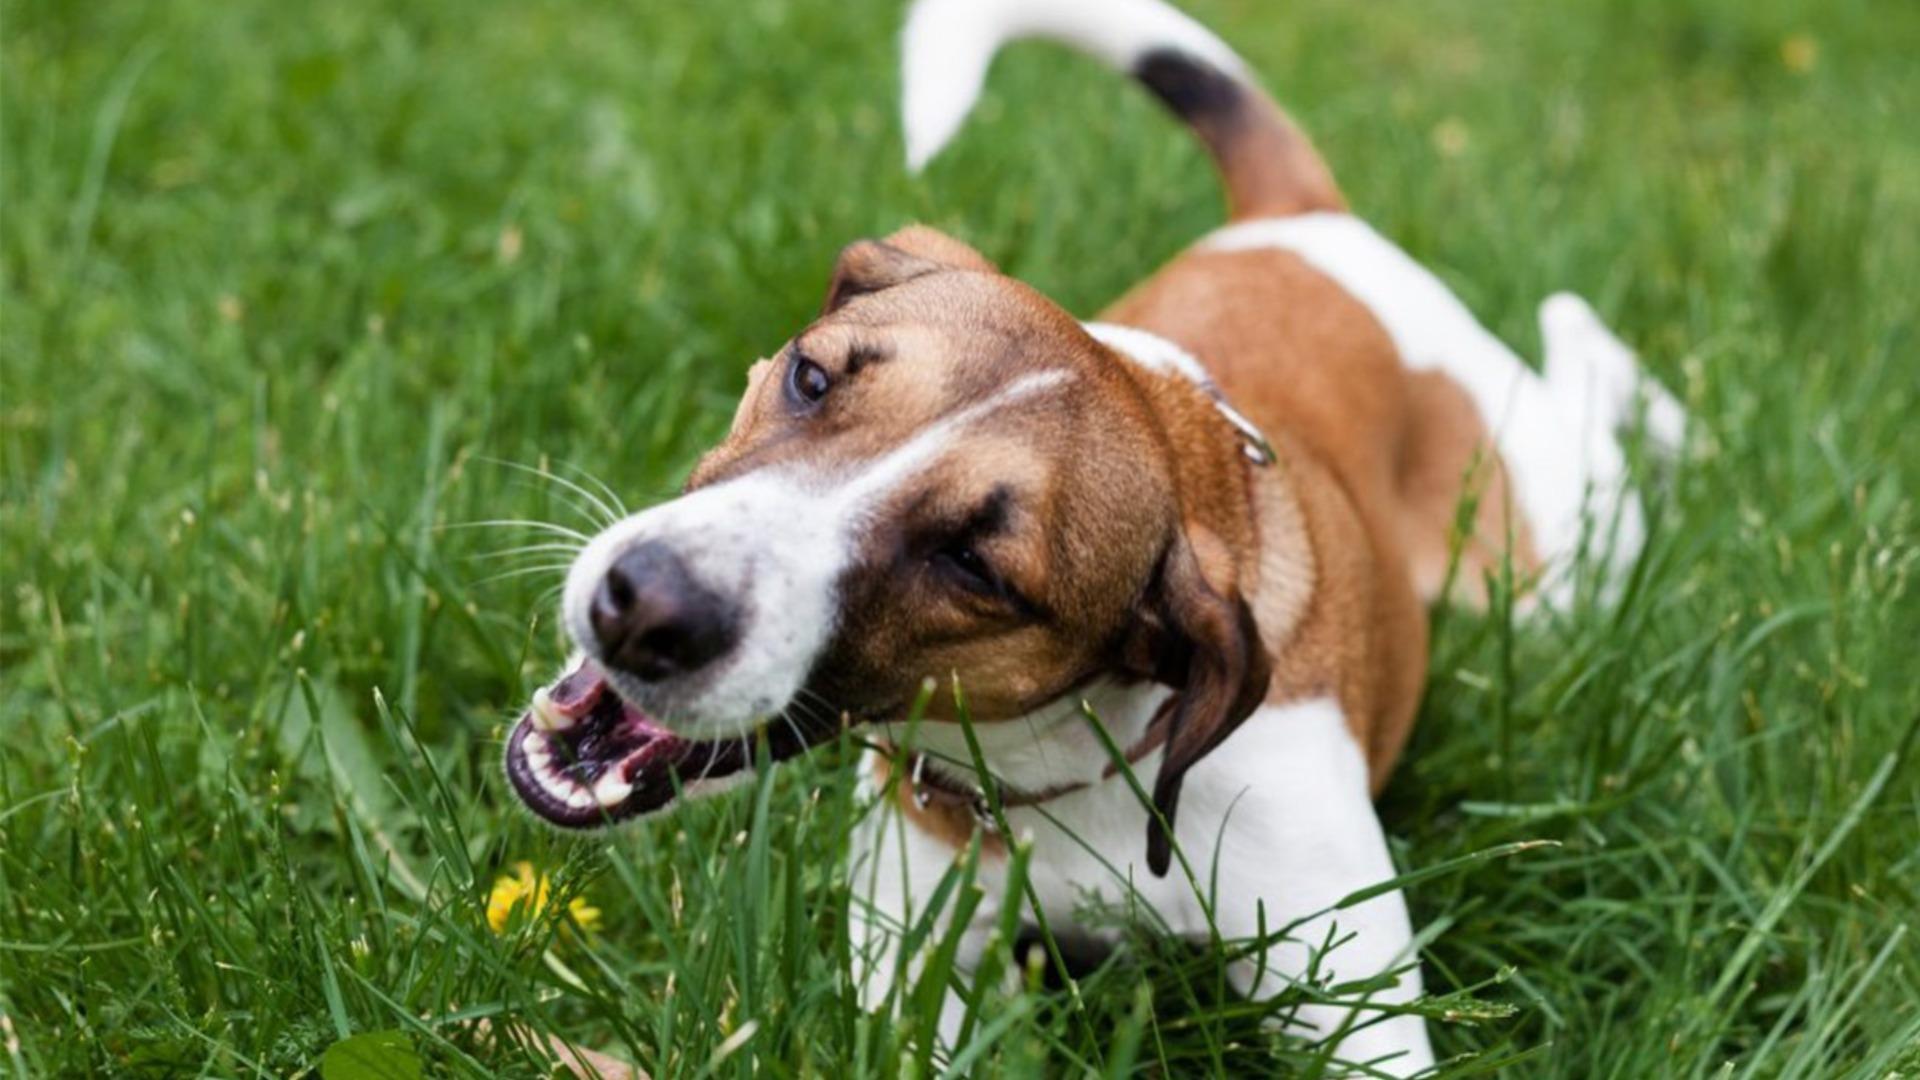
[{"xmin": 503, "ymin": 658, "xmax": 838, "ymax": 829}]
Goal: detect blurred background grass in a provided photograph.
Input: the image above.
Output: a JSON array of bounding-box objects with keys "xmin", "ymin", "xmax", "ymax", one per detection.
[{"xmin": 3, "ymin": 0, "xmax": 1918, "ymax": 1074}]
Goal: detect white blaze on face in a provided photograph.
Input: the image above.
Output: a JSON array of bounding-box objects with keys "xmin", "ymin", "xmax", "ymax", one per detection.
[{"xmin": 563, "ymin": 368, "xmax": 1076, "ymax": 739}]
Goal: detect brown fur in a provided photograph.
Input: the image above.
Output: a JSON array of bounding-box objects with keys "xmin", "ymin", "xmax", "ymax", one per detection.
[
  {"xmin": 1211, "ymin": 93, "xmax": 1345, "ymax": 220},
  {"xmin": 1104, "ymin": 247, "xmax": 1534, "ymax": 789},
  {"xmin": 1395, "ymin": 371, "xmax": 1541, "ymax": 605}
]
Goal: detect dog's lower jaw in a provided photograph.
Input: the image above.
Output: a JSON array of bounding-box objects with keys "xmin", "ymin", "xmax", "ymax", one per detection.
[{"xmin": 503, "ymin": 656, "xmax": 843, "ymax": 829}]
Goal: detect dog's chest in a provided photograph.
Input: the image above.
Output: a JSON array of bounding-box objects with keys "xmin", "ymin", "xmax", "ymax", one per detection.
[{"xmin": 964, "ymin": 695, "xmax": 1381, "ymax": 937}]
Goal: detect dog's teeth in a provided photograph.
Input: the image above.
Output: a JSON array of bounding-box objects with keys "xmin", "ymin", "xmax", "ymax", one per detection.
[
  {"xmin": 525, "ymin": 741, "xmax": 555, "ymax": 777},
  {"xmin": 593, "ymin": 770, "xmax": 634, "ymax": 807},
  {"xmin": 565, "ymin": 788, "xmax": 595, "ymax": 810},
  {"xmin": 529, "ymin": 687, "xmax": 576, "ymax": 732}
]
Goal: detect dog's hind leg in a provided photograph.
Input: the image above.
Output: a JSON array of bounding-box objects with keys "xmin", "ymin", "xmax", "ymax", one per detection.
[
  {"xmin": 1540, "ymin": 293, "xmax": 1687, "ymax": 458},
  {"xmin": 1530, "ymin": 293, "xmax": 1688, "ymax": 607}
]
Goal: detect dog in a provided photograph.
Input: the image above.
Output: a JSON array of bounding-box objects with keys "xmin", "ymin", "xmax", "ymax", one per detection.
[{"xmin": 501, "ymin": 0, "xmax": 1684, "ymax": 1071}]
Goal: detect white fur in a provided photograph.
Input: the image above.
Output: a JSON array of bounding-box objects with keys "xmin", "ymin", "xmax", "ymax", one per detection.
[
  {"xmin": 883, "ymin": 679, "xmax": 1170, "ymax": 795},
  {"xmin": 851, "ymin": 696, "xmax": 1435, "ymax": 1073},
  {"xmin": 564, "ymin": 369, "xmax": 1075, "ymax": 738},
  {"xmin": 848, "ymin": 749, "xmax": 1001, "ymax": 1046},
  {"xmin": 1540, "ymin": 291, "xmax": 1687, "ymax": 455},
  {"xmin": 1083, "ymin": 320, "xmax": 1214, "ymax": 386},
  {"xmin": 1206, "ymin": 213, "xmax": 1679, "ymax": 606},
  {"xmin": 901, "ymin": 0, "xmax": 1249, "ymax": 171}
]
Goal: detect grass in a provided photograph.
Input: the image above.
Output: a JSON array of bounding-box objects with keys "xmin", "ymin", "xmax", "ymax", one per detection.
[{"xmin": 4, "ymin": 0, "xmax": 1918, "ymax": 1073}]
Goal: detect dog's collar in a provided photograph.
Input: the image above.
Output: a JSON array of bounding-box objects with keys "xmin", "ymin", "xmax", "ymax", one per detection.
[
  {"xmin": 903, "ymin": 718, "xmax": 1172, "ymax": 830},
  {"xmin": 1082, "ymin": 321, "xmax": 1276, "ymax": 467}
]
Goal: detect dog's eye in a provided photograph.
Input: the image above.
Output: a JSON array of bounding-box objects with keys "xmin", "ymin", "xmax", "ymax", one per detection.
[
  {"xmin": 786, "ymin": 352, "xmax": 831, "ymax": 407},
  {"xmin": 933, "ymin": 541, "xmax": 997, "ymax": 594},
  {"xmin": 931, "ymin": 541, "xmax": 1041, "ymax": 620}
]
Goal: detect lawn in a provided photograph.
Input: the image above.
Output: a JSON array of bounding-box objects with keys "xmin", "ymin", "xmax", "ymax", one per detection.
[{"xmin": 4, "ymin": 0, "xmax": 1918, "ymax": 1074}]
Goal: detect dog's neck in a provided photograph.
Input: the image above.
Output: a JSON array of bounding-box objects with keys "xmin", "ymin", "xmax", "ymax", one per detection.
[
  {"xmin": 1093, "ymin": 321, "xmax": 1320, "ymax": 710},
  {"xmin": 885, "ymin": 678, "xmax": 1174, "ymax": 800},
  {"xmin": 1083, "ymin": 322, "xmax": 1275, "ymax": 468},
  {"xmin": 1085, "ymin": 322, "xmax": 1273, "ymax": 592}
]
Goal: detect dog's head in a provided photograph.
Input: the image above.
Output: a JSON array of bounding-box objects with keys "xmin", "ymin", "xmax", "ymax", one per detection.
[{"xmin": 504, "ymin": 226, "xmax": 1268, "ymax": 874}]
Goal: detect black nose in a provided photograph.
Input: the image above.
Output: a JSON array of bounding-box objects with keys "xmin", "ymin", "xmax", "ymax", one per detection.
[{"xmin": 590, "ymin": 542, "xmax": 739, "ymax": 681}]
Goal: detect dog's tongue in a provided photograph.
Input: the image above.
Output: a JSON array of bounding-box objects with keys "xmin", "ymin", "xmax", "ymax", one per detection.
[
  {"xmin": 505, "ymin": 658, "xmax": 843, "ymax": 829},
  {"xmin": 545, "ymin": 662, "xmax": 606, "ymax": 717}
]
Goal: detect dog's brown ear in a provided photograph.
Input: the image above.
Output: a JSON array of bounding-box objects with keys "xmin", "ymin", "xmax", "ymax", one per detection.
[
  {"xmin": 821, "ymin": 226, "xmax": 996, "ymax": 314},
  {"xmin": 881, "ymin": 225, "xmax": 998, "ymax": 274},
  {"xmin": 1122, "ymin": 526, "xmax": 1272, "ymax": 877},
  {"xmin": 821, "ymin": 239, "xmax": 942, "ymax": 314}
]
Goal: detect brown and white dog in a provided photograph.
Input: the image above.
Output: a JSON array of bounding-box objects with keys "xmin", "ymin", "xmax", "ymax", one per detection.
[{"xmin": 501, "ymin": 0, "xmax": 1684, "ymax": 1071}]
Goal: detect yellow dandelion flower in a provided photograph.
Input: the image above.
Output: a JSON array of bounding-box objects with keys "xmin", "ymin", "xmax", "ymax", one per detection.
[
  {"xmin": 487, "ymin": 862, "xmax": 601, "ymax": 934},
  {"xmin": 568, "ymin": 896, "xmax": 601, "ymax": 932}
]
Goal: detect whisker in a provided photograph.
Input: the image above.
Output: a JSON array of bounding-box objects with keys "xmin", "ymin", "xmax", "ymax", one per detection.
[
  {"xmin": 777, "ymin": 708, "xmax": 818, "ymax": 758},
  {"xmin": 467, "ymin": 542, "xmax": 584, "ymax": 562},
  {"xmin": 544, "ymin": 486, "xmax": 621, "ymax": 532},
  {"xmin": 481, "ymin": 457, "xmax": 626, "ymax": 529},
  {"xmin": 694, "ymin": 732, "xmax": 724, "ymax": 787},
  {"xmin": 783, "ymin": 695, "xmax": 836, "ymax": 742},
  {"xmin": 549, "ymin": 459, "xmax": 631, "ymax": 519},
  {"xmin": 1022, "ymin": 710, "xmax": 1053, "ymax": 776},
  {"xmin": 474, "ymin": 564, "xmax": 574, "ymax": 587},
  {"xmin": 440, "ymin": 518, "xmax": 594, "ymax": 544},
  {"xmin": 793, "ymin": 686, "xmax": 842, "ymax": 718}
]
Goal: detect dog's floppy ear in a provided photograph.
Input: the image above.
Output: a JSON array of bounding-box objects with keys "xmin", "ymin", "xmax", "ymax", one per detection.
[
  {"xmin": 821, "ymin": 239, "xmax": 940, "ymax": 314},
  {"xmin": 881, "ymin": 224, "xmax": 998, "ymax": 273},
  {"xmin": 821, "ymin": 225, "xmax": 997, "ymax": 314},
  {"xmin": 1122, "ymin": 526, "xmax": 1272, "ymax": 877}
]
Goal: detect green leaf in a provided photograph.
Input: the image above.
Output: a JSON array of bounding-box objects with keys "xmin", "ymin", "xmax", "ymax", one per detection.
[{"xmin": 319, "ymin": 1029, "xmax": 423, "ymax": 1080}]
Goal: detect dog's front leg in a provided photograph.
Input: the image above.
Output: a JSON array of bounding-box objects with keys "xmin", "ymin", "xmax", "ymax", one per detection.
[
  {"xmin": 1173, "ymin": 700, "xmax": 1436, "ymax": 1076},
  {"xmin": 846, "ymin": 756, "xmax": 997, "ymax": 1051}
]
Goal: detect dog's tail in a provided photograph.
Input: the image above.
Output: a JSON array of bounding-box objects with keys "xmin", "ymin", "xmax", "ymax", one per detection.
[{"xmin": 901, "ymin": 0, "xmax": 1343, "ymax": 220}]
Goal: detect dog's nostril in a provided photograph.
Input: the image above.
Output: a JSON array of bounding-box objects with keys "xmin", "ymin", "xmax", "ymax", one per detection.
[
  {"xmin": 637, "ymin": 625, "xmax": 700, "ymax": 669},
  {"xmin": 589, "ymin": 542, "xmax": 738, "ymax": 682},
  {"xmin": 603, "ymin": 561, "xmax": 638, "ymax": 612}
]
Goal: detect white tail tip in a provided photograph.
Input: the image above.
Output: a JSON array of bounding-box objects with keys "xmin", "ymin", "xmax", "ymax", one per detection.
[{"xmin": 901, "ymin": 0, "xmax": 1250, "ymax": 172}]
